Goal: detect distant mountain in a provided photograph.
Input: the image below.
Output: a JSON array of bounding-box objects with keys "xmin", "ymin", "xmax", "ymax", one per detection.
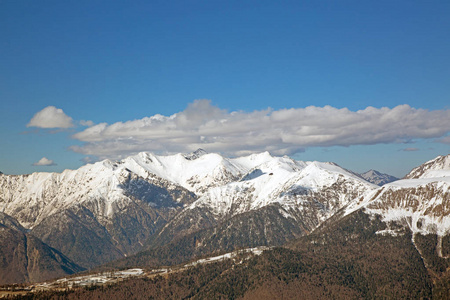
[
  {"xmin": 0, "ymin": 212, "xmax": 84, "ymax": 285},
  {"xmin": 360, "ymin": 169, "xmax": 398, "ymax": 186}
]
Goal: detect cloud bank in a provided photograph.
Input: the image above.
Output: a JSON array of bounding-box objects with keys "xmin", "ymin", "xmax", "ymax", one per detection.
[
  {"xmin": 27, "ymin": 106, "xmax": 74, "ymax": 129},
  {"xmin": 32, "ymin": 157, "xmax": 57, "ymax": 166},
  {"xmin": 70, "ymin": 100, "xmax": 450, "ymax": 159}
]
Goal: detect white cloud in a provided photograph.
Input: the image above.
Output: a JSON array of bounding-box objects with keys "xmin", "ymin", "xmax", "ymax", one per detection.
[
  {"xmin": 70, "ymin": 100, "xmax": 450, "ymax": 159},
  {"xmin": 27, "ymin": 106, "xmax": 74, "ymax": 129},
  {"xmin": 32, "ymin": 157, "xmax": 57, "ymax": 166}
]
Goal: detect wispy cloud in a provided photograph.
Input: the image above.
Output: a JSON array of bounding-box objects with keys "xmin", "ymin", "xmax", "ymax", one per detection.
[
  {"xmin": 79, "ymin": 120, "xmax": 94, "ymax": 127},
  {"xmin": 437, "ymin": 136, "xmax": 450, "ymax": 144},
  {"xmin": 80, "ymin": 156, "xmax": 98, "ymax": 165},
  {"xmin": 27, "ymin": 106, "xmax": 74, "ymax": 129},
  {"xmin": 401, "ymin": 147, "xmax": 419, "ymax": 152},
  {"xmin": 32, "ymin": 157, "xmax": 57, "ymax": 166},
  {"xmin": 70, "ymin": 100, "xmax": 450, "ymax": 159}
]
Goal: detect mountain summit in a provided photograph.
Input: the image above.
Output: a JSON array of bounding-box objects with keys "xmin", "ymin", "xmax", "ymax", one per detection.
[{"xmin": 360, "ymin": 169, "xmax": 399, "ymax": 186}]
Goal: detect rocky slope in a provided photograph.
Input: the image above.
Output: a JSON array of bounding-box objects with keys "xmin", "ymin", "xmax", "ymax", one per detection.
[
  {"xmin": 0, "ymin": 212, "xmax": 83, "ymax": 285},
  {"xmin": 29, "ymin": 210, "xmax": 436, "ymax": 299}
]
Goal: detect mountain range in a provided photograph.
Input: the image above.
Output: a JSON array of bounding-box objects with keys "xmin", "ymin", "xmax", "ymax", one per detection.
[{"xmin": 0, "ymin": 151, "xmax": 449, "ymax": 296}]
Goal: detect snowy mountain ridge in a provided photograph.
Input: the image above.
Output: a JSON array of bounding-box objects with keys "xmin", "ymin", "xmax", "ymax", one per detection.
[
  {"xmin": 0, "ymin": 150, "xmax": 274, "ymax": 228},
  {"xmin": 0, "ymin": 150, "xmax": 373, "ymax": 240},
  {"xmin": 190, "ymin": 159, "xmax": 376, "ymax": 218},
  {"xmin": 405, "ymin": 154, "xmax": 450, "ymax": 179},
  {"xmin": 0, "ymin": 160, "xmax": 190, "ymax": 228},
  {"xmin": 346, "ymin": 154, "xmax": 450, "ymax": 237},
  {"xmin": 2, "ymin": 149, "xmax": 368, "ymax": 229}
]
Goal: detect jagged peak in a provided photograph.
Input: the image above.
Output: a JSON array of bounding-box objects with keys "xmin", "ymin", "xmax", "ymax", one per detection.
[{"xmin": 183, "ymin": 148, "xmax": 208, "ymax": 160}]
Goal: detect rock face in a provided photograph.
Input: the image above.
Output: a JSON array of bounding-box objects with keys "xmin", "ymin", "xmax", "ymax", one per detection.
[
  {"xmin": 360, "ymin": 169, "xmax": 399, "ymax": 186},
  {"xmin": 0, "ymin": 213, "xmax": 83, "ymax": 284}
]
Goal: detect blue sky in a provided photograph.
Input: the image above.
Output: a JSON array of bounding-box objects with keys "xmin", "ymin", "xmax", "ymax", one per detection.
[{"xmin": 1, "ymin": 0, "xmax": 449, "ymax": 177}]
